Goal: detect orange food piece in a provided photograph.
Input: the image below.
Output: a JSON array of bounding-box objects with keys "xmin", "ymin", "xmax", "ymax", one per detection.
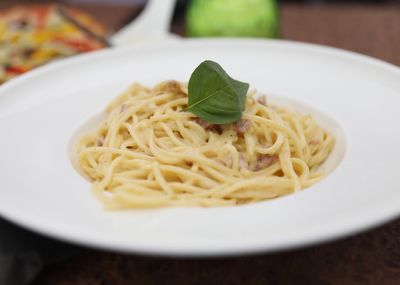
[{"xmin": 0, "ymin": 4, "xmax": 109, "ymax": 83}]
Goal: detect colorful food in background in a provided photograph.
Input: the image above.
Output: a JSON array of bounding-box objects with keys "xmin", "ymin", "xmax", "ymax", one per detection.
[
  {"xmin": 0, "ymin": 5, "xmax": 110, "ymax": 84},
  {"xmin": 186, "ymin": 0, "xmax": 279, "ymax": 38}
]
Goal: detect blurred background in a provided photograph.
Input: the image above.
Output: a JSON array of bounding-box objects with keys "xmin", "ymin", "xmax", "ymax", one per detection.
[
  {"xmin": 1, "ymin": 0, "xmax": 399, "ymax": 34},
  {"xmin": 1, "ymin": 0, "xmax": 399, "ymax": 79},
  {"xmin": 0, "ymin": 0, "xmax": 399, "ymax": 86}
]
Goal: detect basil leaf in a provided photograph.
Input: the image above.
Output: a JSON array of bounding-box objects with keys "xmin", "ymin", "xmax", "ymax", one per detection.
[{"xmin": 187, "ymin": 60, "xmax": 249, "ymax": 124}]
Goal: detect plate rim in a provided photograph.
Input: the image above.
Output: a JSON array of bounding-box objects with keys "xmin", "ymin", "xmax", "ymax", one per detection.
[{"xmin": 0, "ymin": 38, "xmax": 399, "ymax": 256}]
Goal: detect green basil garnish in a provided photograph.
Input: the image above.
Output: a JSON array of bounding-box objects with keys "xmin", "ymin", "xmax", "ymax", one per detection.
[{"xmin": 187, "ymin": 60, "xmax": 249, "ymax": 124}]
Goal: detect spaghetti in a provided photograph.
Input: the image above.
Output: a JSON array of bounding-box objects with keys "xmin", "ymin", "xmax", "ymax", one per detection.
[{"xmin": 77, "ymin": 80, "xmax": 334, "ymax": 209}]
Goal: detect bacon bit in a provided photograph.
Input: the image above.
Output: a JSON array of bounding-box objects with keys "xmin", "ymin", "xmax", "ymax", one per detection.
[
  {"xmin": 255, "ymin": 154, "xmax": 277, "ymax": 171},
  {"xmin": 96, "ymin": 137, "xmax": 104, "ymax": 146},
  {"xmin": 234, "ymin": 119, "xmax": 250, "ymax": 135},
  {"xmin": 309, "ymin": 139, "xmax": 320, "ymax": 145},
  {"xmin": 195, "ymin": 118, "xmax": 223, "ymax": 134},
  {"xmin": 159, "ymin": 80, "xmax": 183, "ymax": 94},
  {"xmin": 257, "ymin": 96, "xmax": 267, "ymax": 106},
  {"xmin": 120, "ymin": 104, "xmax": 128, "ymax": 113},
  {"xmin": 239, "ymin": 154, "xmax": 249, "ymax": 170},
  {"xmin": 216, "ymin": 158, "xmax": 232, "ymax": 168},
  {"xmin": 223, "ymin": 157, "xmax": 233, "ymax": 168}
]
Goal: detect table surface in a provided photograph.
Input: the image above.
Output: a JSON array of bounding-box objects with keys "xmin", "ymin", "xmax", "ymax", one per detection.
[{"xmin": 7, "ymin": 2, "xmax": 399, "ymax": 285}]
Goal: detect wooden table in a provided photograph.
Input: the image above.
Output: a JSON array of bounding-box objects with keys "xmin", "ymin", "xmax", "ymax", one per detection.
[{"xmin": 27, "ymin": 3, "xmax": 400, "ymax": 285}]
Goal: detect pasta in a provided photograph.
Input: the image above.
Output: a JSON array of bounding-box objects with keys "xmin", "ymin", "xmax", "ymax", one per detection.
[{"xmin": 77, "ymin": 80, "xmax": 334, "ymax": 209}]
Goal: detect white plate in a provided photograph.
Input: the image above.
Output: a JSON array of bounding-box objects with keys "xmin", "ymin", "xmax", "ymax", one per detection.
[{"xmin": 0, "ymin": 39, "xmax": 399, "ymax": 256}]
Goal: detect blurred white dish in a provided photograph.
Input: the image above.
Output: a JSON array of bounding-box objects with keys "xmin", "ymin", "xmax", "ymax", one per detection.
[{"xmin": 0, "ymin": 39, "xmax": 399, "ymax": 256}]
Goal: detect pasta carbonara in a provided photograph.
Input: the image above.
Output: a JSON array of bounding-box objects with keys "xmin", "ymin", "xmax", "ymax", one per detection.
[{"xmin": 77, "ymin": 80, "xmax": 334, "ymax": 209}]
